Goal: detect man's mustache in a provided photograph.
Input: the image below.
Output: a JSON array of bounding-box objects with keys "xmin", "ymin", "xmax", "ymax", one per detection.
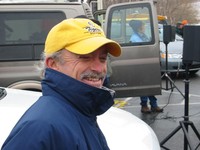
[{"xmin": 80, "ymin": 71, "xmax": 105, "ymax": 80}]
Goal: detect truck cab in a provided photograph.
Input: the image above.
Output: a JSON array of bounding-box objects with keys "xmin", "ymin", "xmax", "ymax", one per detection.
[{"xmin": 0, "ymin": 0, "xmax": 161, "ymax": 98}]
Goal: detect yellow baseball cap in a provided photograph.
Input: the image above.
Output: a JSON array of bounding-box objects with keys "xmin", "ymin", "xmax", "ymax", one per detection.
[{"xmin": 44, "ymin": 18, "xmax": 121, "ymax": 57}]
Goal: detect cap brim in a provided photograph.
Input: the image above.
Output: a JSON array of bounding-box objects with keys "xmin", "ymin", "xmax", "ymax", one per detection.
[{"xmin": 65, "ymin": 37, "xmax": 121, "ymax": 57}]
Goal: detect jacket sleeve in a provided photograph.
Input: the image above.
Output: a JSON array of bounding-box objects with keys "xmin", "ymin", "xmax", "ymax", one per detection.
[
  {"xmin": 1, "ymin": 119, "xmax": 81, "ymax": 150},
  {"xmin": 1, "ymin": 120, "xmax": 53, "ymax": 150}
]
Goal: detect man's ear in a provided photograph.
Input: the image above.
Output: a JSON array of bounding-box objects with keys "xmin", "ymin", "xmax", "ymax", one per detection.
[{"xmin": 45, "ymin": 57, "xmax": 59, "ymax": 70}]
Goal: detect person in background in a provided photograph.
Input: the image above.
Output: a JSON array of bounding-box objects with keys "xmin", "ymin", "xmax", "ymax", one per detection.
[
  {"xmin": 176, "ymin": 19, "xmax": 188, "ymax": 37},
  {"xmin": 1, "ymin": 18, "xmax": 121, "ymax": 150},
  {"xmin": 140, "ymin": 96, "xmax": 163, "ymax": 113},
  {"xmin": 129, "ymin": 20, "xmax": 149, "ymax": 42},
  {"xmin": 129, "ymin": 20, "xmax": 163, "ymax": 113}
]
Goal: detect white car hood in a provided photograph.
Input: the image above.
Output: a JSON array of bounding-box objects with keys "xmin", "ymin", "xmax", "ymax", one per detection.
[{"xmin": 0, "ymin": 88, "xmax": 160, "ymax": 150}]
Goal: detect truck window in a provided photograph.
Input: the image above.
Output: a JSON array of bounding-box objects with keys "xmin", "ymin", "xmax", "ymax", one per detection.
[
  {"xmin": 107, "ymin": 4, "xmax": 154, "ymax": 46},
  {"xmin": 0, "ymin": 12, "xmax": 65, "ymax": 61}
]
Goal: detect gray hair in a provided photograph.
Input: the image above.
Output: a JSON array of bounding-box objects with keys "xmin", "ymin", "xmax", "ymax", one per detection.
[{"xmin": 36, "ymin": 49, "xmax": 66, "ymax": 78}]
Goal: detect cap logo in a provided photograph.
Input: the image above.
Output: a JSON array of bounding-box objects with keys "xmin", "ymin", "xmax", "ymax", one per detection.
[{"xmin": 84, "ymin": 21, "xmax": 102, "ymax": 34}]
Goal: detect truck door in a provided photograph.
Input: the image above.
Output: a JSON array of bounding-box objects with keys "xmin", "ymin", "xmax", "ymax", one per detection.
[{"xmin": 94, "ymin": 1, "xmax": 161, "ymax": 98}]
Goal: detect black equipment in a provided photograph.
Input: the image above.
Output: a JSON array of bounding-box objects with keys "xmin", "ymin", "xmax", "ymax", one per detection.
[
  {"xmin": 161, "ymin": 25, "xmax": 184, "ymax": 97},
  {"xmin": 160, "ymin": 25, "xmax": 200, "ymax": 150},
  {"xmin": 183, "ymin": 25, "xmax": 200, "ymax": 63},
  {"xmin": 163, "ymin": 25, "xmax": 176, "ymax": 44}
]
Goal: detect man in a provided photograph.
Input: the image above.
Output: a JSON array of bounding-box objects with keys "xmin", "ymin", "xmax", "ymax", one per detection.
[
  {"xmin": 2, "ymin": 18, "xmax": 121, "ymax": 150},
  {"xmin": 129, "ymin": 20, "xmax": 163, "ymax": 113},
  {"xmin": 176, "ymin": 20, "xmax": 188, "ymax": 37}
]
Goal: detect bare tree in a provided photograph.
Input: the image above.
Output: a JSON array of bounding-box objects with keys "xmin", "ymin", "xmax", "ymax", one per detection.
[
  {"xmin": 100, "ymin": 0, "xmax": 200, "ymax": 25},
  {"xmin": 103, "ymin": 0, "xmax": 138, "ymax": 9},
  {"xmin": 156, "ymin": 0, "xmax": 199, "ymax": 25}
]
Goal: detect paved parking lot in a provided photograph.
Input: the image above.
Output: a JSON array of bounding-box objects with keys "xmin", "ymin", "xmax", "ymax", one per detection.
[{"xmin": 116, "ymin": 71, "xmax": 200, "ymax": 149}]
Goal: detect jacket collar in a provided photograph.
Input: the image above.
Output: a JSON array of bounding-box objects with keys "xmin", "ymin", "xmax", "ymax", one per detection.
[{"xmin": 42, "ymin": 68, "xmax": 115, "ymax": 117}]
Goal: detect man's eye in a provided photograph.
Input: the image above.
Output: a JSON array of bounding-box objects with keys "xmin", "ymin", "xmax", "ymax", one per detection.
[{"xmin": 100, "ymin": 57, "xmax": 107, "ymax": 62}]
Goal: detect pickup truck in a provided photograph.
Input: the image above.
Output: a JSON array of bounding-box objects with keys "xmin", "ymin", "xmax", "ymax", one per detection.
[{"xmin": 0, "ymin": 0, "xmax": 161, "ymax": 98}]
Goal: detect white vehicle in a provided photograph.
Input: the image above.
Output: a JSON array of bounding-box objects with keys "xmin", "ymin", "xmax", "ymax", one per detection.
[{"xmin": 0, "ymin": 87, "xmax": 160, "ymax": 150}]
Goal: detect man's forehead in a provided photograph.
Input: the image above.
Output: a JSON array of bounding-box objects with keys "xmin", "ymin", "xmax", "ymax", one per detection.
[{"xmin": 63, "ymin": 45, "xmax": 109, "ymax": 57}]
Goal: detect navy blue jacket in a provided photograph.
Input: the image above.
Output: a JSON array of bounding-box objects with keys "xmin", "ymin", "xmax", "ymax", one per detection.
[{"xmin": 2, "ymin": 68, "xmax": 115, "ymax": 150}]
